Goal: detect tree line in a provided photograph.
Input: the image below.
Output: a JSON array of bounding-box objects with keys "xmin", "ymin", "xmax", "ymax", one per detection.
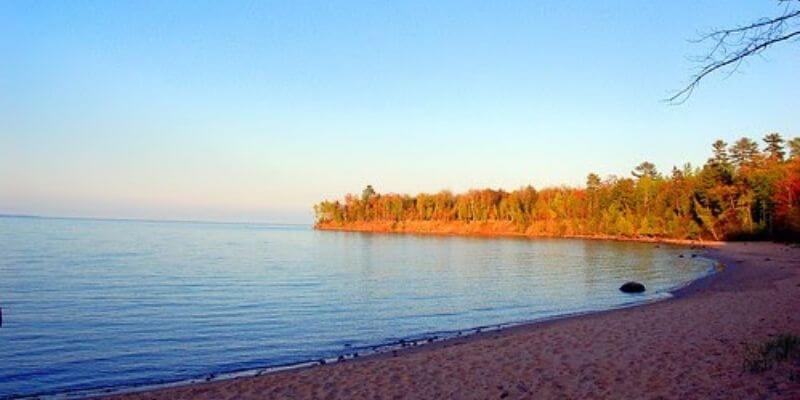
[{"xmin": 315, "ymin": 134, "xmax": 800, "ymax": 241}]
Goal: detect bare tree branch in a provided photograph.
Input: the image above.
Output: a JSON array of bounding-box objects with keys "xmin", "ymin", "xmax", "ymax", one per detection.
[
  {"xmin": 693, "ymin": 9, "xmax": 800, "ymax": 41},
  {"xmin": 668, "ymin": 2, "xmax": 800, "ymax": 104}
]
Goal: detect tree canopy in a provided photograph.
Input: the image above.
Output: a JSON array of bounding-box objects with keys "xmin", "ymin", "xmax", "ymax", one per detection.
[{"xmin": 315, "ymin": 133, "xmax": 800, "ymax": 241}]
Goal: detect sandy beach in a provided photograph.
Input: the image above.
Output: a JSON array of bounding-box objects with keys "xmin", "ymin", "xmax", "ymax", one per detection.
[{"xmin": 104, "ymin": 241, "xmax": 800, "ymax": 400}]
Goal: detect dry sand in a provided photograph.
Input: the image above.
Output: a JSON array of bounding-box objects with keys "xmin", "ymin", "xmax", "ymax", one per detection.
[{"xmin": 104, "ymin": 242, "xmax": 800, "ymax": 399}]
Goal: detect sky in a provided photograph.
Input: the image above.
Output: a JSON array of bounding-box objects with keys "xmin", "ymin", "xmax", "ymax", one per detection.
[{"xmin": 1, "ymin": 1, "xmax": 798, "ymax": 224}]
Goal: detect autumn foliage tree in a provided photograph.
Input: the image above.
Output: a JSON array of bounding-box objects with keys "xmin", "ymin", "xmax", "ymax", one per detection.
[{"xmin": 316, "ymin": 133, "xmax": 800, "ymax": 241}]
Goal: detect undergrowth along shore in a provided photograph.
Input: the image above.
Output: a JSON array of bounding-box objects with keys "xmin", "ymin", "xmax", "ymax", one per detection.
[{"xmin": 315, "ymin": 220, "xmax": 726, "ymax": 246}]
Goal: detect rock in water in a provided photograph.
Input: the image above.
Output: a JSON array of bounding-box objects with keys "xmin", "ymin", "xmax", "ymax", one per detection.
[{"xmin": 619, "ymin": 281, "xmax": 646, "ymax": 293}]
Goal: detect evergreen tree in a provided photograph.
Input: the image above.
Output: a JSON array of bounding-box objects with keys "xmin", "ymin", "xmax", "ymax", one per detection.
[
  {"xmin": 729, "ymin": 137, "xmax": 760, "ymax": 167},
  {"xmin": 362, "ymin": 185, "xmax": 376, "ymax": 202},
  {"xmin": 788, "ymin": 137, "xmax": 800, "ymax": 160},
  {"xmin": 763, "ymin": 133, "xmax": 785, "ymax": 161},
  {"xmin": 631, "ymin": 162, "xmax": 659, "ymax": 179},
  {"xmin": 670, "ymin": 166, "xmax": 684, "ymax": 180},
  {"xmin": 710, "ymin": 140, "xmax": 730, "ymax": 166},
  {"xmin": 586, "ymin": 173, "xmax": 602, "ymax": 190}
]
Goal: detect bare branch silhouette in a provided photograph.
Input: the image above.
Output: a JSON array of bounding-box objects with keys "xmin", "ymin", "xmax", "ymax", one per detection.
[{"xmin": 668, "ymin": 2, "xmax": 800, "ymax": 104}]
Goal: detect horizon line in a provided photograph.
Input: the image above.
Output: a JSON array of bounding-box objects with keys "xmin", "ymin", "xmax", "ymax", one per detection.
[{"xmin": 0, "ymin": 213, "xmax": 312, "ymax": 227}]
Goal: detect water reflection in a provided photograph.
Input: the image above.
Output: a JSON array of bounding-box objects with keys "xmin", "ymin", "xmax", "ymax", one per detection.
[{"xmin": 0, "ymin": 217, "xmax": 713, "ymax": 398}]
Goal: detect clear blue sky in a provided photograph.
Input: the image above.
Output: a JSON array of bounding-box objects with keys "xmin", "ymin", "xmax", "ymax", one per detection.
[{"xmin": 1, "ymin": 1, "xmax": 798, "ymax": 223}]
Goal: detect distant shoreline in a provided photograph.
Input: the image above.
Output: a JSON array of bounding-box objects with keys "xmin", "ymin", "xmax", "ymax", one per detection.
[
  {"xmin": 0, "ymin": 213, "xmax": 311, "ymax": 227},
  {"xmin": 315, "ymin": 220, "xmax": 725, "ymax": 247}
]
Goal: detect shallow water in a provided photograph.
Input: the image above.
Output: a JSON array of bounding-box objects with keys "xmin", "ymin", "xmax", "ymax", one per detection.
[{"xmin": 0, "ymin": 216, "xmax": 714, "ymax": 398}]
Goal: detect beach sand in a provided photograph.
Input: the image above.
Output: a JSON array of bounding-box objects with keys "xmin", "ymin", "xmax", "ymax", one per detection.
[{"xmin": 105, "ymin": 242, "xmax": 800, "ymax": 399}]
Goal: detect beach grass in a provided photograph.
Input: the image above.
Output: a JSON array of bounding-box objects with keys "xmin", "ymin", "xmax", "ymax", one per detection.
[{"xmin": 743, "ymin": 334, "xmax": 800, "ymax": 373}]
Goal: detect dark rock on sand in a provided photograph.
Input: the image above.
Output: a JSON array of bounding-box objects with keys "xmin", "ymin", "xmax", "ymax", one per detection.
[{"xmin": 620, "ymin": 281, "xmax": 646, "ymax": 293}]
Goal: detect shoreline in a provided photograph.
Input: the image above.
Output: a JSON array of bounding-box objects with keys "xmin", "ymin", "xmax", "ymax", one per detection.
[
  {"xmin": 55, "ymin": 243, "xmax": 716, "ymax": 399},
  {"xmin": 314, "ymin": 221, "xmax": 725, "ymax": 247},
  {"xmin": 99, "ymin": 240, "xmax": 800, "ymax": 399},
  {"xmin": 78, "ymin": 256, "xmax": 715, "ymax": 399}
]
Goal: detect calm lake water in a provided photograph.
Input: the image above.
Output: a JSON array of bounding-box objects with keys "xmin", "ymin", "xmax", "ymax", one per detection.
[{"xmin": 0, "ymin": 216, "xmax": 715, "ymax": 398}]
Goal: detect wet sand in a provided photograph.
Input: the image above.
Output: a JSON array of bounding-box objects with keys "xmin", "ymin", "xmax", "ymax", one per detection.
[{"xmin": 104, "ymin": 242, "xmax": 800, "ymax": 399}]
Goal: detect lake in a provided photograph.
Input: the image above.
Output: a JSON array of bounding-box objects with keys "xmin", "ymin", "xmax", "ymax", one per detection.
[{"xmin": 0, "ymin": 216, "xmax": 715, "ymax": 398}]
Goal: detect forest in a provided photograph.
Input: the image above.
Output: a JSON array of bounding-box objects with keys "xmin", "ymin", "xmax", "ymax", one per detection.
[{"xmin": 315, "ymin": 134, "xmax": 800, "ymax": 241}]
